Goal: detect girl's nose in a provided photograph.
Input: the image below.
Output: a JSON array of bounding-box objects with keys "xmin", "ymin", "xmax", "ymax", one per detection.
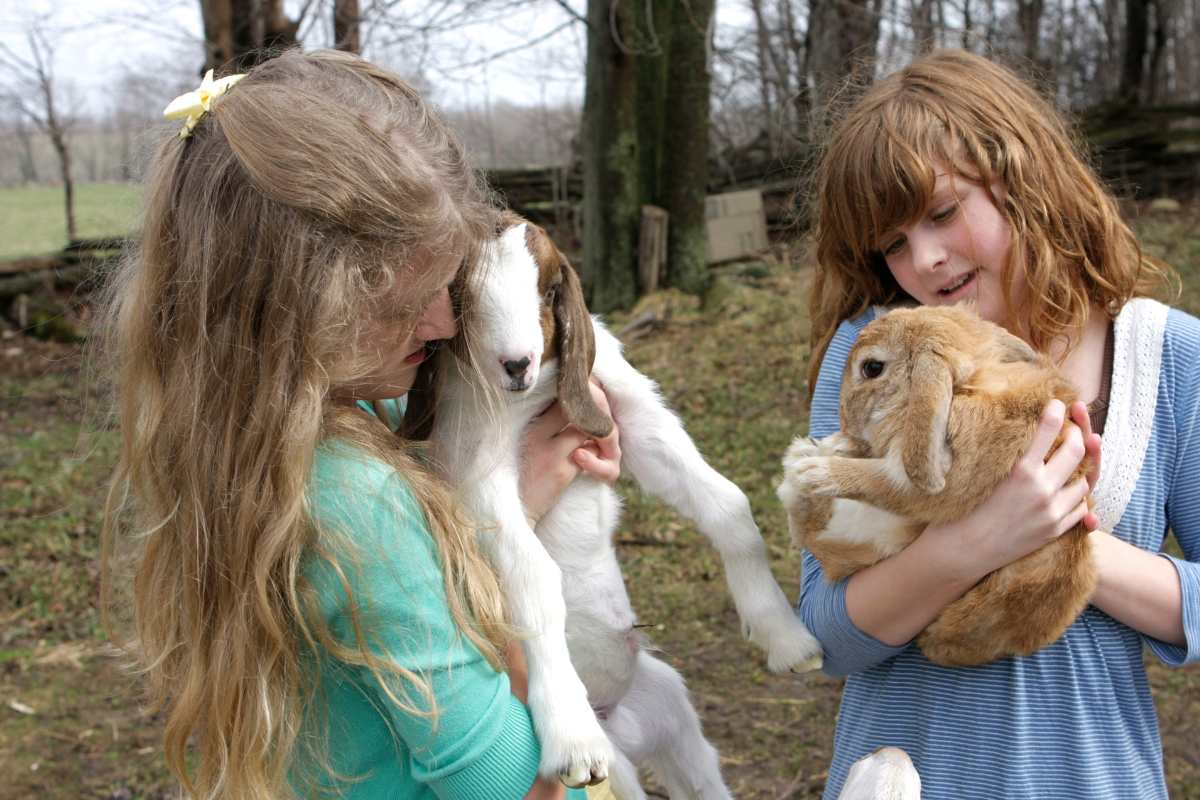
[
  {"xmin": 416, "ymin": 287, "xmax": 456, "ymax": 340},
  {"xmin": 909, "ymin": 229, "xmax": 948, "ymax": 273}
]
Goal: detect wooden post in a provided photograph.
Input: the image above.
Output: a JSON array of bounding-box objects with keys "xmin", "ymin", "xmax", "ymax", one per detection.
[{"xmin": 638, "ymin": 205, "xmax": 668, "ymax": 294}]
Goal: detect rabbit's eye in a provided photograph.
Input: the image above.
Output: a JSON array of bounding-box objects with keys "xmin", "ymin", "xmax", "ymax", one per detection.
[{"xmin": 861, "ymin": 360, "xmax": 885, "ymax": 379}]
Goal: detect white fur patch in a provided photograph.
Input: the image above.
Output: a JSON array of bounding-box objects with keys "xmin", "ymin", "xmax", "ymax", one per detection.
[{"xmin": 820, "ymin": 500, "xmax": 910, "ymax": 556}]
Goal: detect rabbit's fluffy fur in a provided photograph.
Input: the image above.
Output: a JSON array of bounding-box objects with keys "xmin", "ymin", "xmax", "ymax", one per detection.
[{"xmin": 777, "ymin": 306, "xmax": 1097, "ymax": 666}]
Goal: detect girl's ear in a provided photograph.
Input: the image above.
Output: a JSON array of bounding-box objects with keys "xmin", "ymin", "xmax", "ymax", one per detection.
[
  {"xmin": 900, "ymin": 348, "xmax": 958, "ymax": 494},
  {"xmin": 398, "ymin": 358, "xmax": 438, "ymax": 441},
  {"xmin": 553, "ymin": 258, "xmax": 612, "ymax": 439}
]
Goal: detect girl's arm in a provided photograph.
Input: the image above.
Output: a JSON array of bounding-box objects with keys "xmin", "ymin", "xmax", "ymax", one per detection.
[
  {"xmin": 1087, "ymin": 532, "xmax": 1185, "ymax": 645},
  {"xmin": 1089, "ymin": 308, "xmax": 1200, "ymax": 661}
]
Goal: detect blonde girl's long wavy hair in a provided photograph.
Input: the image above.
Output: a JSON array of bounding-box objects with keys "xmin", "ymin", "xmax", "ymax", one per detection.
[
  {"xmin": 807, "ymin": 48, "xmax": 1177, "ymax": 400},
  {"xmin": 96, "ymin": 49, "xmax": 507, "ymax": 799}
]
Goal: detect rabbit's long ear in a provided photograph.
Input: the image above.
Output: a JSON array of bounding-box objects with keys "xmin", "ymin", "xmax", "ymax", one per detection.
[
  {"xmin": 554, "ymin": 258, "xmax": 613, "ymax": 438},
  {"xmin": 995, "ymin": 329, "xmax": 1039, "ymax": 363},
  {"xmin": 901, "ymin": 349, "xmax": 955, "ymax": 494}
]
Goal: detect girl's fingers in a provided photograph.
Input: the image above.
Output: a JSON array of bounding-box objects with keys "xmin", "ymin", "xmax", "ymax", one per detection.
[
  {"xmin": 1023, "ymin": 399, "xmax": 1066, "ymax": 465},
  {"xmin": 573, "ymin": 443, "xmax": 619, "ymax": 483},
  {"xmin": 1043, "ymin": 422, "xmax": 1086, "ymax": 487},
  {"xmin": 1056, "ymin": 496, "xmax": 1092, "ymax": 537},
  {"xmin": 1068, "ymin": 400, "xmax": 1103, "ymax": 489}
]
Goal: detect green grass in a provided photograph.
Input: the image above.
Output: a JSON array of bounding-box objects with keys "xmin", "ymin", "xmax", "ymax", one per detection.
[
  {"xmin": 0, "ymin": 183, "xmax": 140, "ymax": 260},
  {"xmin": 2, "ymin": 208, "xmax": 1199, "ymax": 798}
]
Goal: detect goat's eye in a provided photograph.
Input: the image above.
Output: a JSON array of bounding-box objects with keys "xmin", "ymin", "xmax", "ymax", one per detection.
[
  {"xmin": 861, "ymin": 359, "xmax": 885, "ymax": 379},
  {"xmin": 543, "ymin": 285, "xmax": 559, "ymax": 306}
]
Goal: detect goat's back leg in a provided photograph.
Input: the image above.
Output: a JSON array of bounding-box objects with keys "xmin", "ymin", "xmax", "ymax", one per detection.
[
  {"xmin": 592, "ymin": 329, "xmax": 822, "ymax": 672},
  {"xmin": 604, "ymin": 651, "xmax": 732, "ymax": 800},
  {"xmin": 605, "ymin": 748, "xmax": 648, "ymax": 800}
]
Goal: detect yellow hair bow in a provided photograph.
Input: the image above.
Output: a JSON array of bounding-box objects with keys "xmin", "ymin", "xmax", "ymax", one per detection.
[{"xmin": 163, "ymin": 69, "xmax": 246, "ymax": 139}]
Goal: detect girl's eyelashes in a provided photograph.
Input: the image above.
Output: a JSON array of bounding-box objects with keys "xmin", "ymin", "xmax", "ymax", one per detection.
[
  {"xmin": 931, "ymin": 204, "xmax": 957, "ymax": 223},
  {"xmin": 878, "ymin": 202, "xmax": 958, "ymax": 256}
]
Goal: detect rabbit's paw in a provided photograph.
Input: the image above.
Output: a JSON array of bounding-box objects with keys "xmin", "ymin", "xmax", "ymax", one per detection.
[
  {"xmin": 782, "ymin": 456, "xmax": 839, "ymax": 496},
  {"xmin": 783, "ymin": 436, "xmax": 823, "ymax": 468}
]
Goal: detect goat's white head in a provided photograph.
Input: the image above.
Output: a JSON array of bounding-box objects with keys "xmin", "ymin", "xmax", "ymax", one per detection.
[{"xmin": 470, "ymin": 219, "xmax": 612, "ymax": 438}]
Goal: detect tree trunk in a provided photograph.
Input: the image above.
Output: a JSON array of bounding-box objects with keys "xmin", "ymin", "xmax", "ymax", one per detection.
[
  {"xmin": 1145, "ymin": 0, "xmax": 1169, "ymax": 102},
  {"xmin": 661, "ymin": 0, "xmax": 714, "ymax": 295},
  {"xmin": 582, "ymin": 0, "xmax": 640, "ymax": 313},
  {"xmin": 1015, "ymin": 0, "xmax": 1045, "ymax": 66},
  {"xmin": 749, "ymin": 0, "xmax": 778, "ymax": 155},
  {"xmin": 334, "ymin": 0, "xmax": 361, "ymax": 53},
  {"xmin": 806, "ymin": 0, "xmax": 881, "ymax": 125},
  {"xmin": 1120, "ymin": 0, "xmax": 1150, "ymax": 103},
  {"xmin": 910, "ymin": 0, "xmax": 936, "ymax": 53},
  {"xmin": 200, "ymin": 0, "xmax": 298, "ymax": 74},
  {"xmin": 52, "ymin": 132, "xmax": 76, "ymax": 242}
]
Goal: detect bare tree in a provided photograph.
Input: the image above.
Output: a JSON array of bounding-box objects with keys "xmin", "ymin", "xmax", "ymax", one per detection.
[
  {"xmin": 0, "ymin": 19, "xmax": 78, "ymax": 240},
  {"xmin": 200, "ymin": 0, "xmax": 305, "ymax": 74},
  {"xmin": 334, "ymin": 0, "xmax": 361, "ymax": 52}
]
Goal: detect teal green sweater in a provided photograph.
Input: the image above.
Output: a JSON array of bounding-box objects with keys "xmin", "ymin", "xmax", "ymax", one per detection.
[{"xmin": 299, "ymin": 438, "xmax": 583, "ymax": 799}]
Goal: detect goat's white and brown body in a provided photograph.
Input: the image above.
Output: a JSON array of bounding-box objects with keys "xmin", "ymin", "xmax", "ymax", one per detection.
[
  {"xmin": 415, "ymin": 221, "xmax": 822, "ymax": 796},
  {"xmin": 778, "ymin": 306, "xmax": 1097, "ymax": 667}
]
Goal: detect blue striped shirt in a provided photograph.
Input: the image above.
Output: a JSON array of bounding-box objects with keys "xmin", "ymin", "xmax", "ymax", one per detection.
[{"xmin": 800, "ymin": 303, "xmax": 1200, "ymax": 800}]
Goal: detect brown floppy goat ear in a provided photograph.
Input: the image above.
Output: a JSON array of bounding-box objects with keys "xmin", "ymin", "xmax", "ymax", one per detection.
[
  {"xmin": 900, "ymin": 348, "xmax": 957, "ymax": 494},
  {"xmin": 554, "ymin": 258, "xmax": 613, "ymax": 438}
]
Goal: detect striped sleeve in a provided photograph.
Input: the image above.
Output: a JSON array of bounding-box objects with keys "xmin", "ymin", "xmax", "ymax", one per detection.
[
  {"xmin": 798, "ymin": 311, "xmax": 908, "ymax": 676},
  {"xmin": 1149, "ymin": 309, "xmax": 1200, "ymax": 666}
]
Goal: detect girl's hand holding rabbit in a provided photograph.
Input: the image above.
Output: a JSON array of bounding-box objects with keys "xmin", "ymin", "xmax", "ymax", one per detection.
[{"xmin": 921, "ymin": 399, "xmax": 1101, "ymax": 586}]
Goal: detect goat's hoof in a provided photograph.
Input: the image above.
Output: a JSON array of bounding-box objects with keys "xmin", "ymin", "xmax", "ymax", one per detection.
[
  {"xmin": 539, "ymin": 721, "xmax": 613, "ymax": 789},
  {"xmin": 756, "ymin": 616, "xmax": 824, "ymax": 674},
  {"xmin": 554, "ymin": 748, "xmax": 611, "ymax": 789}
]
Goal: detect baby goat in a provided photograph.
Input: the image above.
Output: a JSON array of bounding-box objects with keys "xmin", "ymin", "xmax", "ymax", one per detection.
[{"xmin": 402, "ymin": 218, "xmax": 823, "ymax": 796}]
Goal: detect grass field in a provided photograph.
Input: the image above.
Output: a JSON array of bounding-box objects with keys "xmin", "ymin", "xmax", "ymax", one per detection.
[
  {"xmin": 0, "ymin": 183, "xmax": 141, "ymax": 260},
  {"xmin": 2, "ymin": 190, "xmax": 1199, "ymax": 798}
]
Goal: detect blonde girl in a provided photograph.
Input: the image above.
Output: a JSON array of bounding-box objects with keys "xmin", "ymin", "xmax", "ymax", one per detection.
[
  {"xmin": 802, "ymin": 49, "xmax": 1198, "ymax": 798},
  {"xmin": 100, "ymin": 49, "xmax": 616, "ymax": 799}
]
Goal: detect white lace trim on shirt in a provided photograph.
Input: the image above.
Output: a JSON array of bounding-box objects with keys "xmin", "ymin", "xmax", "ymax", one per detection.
[{"xmin": 1092, "ymin": 298, "xmax": 1169, "ymax": 532}]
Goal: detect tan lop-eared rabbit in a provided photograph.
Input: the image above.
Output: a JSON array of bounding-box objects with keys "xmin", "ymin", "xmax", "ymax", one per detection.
[
  {"xmin": 777, "ymin": 305, "xmax": 1097, "ymax": 667},
  {"xmin": 402, "ymin": 216, "xmax": 823, "ymax": 795}
]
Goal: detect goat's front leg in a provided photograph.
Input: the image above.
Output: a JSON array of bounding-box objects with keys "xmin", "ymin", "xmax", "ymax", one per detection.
[
  {"xmin": 591, "ymin": 327, "xmax": 822, "ymax": 673},
  {"xmin": 473, "ymin": 483, "xmax": 613, "ymax": 787}
]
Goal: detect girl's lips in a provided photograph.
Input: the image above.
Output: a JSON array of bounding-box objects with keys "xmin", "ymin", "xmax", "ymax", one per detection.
[
  {"xmin": 938, "ymin": 269, "xmax": 977, "ymax": 298},
  {"xmin": 404, "ymin": 346, "xmax": 427, "ymax": 365}
]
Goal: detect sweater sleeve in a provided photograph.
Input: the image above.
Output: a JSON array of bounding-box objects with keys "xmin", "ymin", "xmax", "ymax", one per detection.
[
  {"xmin": 797, "ymin": 311, "xmax": 909, "ymax": 676},
  {"xmin": 308, "ymin": 446, "xmax": 547, "ymax": 798},
  {"xmin": 1148, "ymin": 309, "xmax": 1200, "ymax": 666}
]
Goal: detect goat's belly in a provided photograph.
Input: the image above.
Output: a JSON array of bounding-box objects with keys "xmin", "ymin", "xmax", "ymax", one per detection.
[
  {"xmin": 564, "ymin": 606, "xmax": 641, "ymax": 712},
  {"xmin": 535, "ymin": 479, "xmax": 620, "ymax": 564}
]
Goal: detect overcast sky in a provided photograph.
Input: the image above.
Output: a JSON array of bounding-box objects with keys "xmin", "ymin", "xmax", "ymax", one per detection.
[
  {"xmin": 0, "ymin": 1, "xmax": 588, "ymax": 114},
  {"xmin": 1, "ymin": 1, "xmax": 753, "ymax": 117}
]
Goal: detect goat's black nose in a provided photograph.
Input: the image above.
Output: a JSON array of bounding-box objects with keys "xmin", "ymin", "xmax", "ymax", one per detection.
[{"xmin": 503, "ymin": 357, "xmax": 531, "ymax": 378}]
